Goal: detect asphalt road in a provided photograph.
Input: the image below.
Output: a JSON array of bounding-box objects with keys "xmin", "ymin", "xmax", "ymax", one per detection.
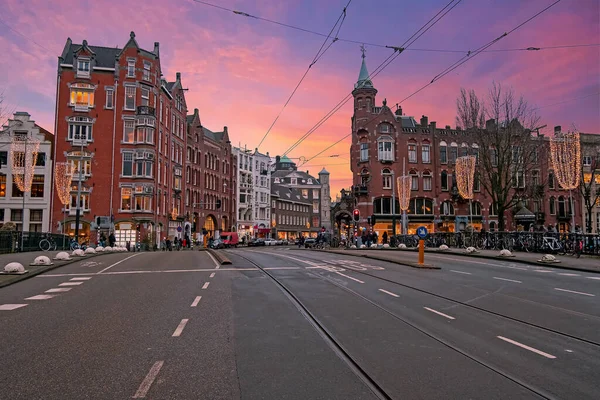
[{"xmin": 0, "ymin": 247, "xmax": 597, "ymax": 399}]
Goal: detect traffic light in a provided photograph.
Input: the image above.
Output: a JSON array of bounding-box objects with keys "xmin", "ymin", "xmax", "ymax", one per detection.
[
  {"xmin": 353, "ymin": 208, "xmax": 360, "ymax": 222},
  {"xmin": 367, "ymin": 216, "xmax": 371, "ymax": 225},
  {"xmin": 216, "ymin": 199, "xmax": 222, "ymax": 209},
  {"xmin": 371, "ymin": 214, "xmax": 376, "ymax": 225}
]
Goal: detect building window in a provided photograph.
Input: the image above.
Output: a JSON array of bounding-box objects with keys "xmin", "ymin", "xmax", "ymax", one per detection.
[
  {"xmin": 473, "ymin": 173, "xmax": 480, "ymax": 192},
  {"xmin": 123, "ymin": 120, "xmax": 135, "ymax": 143},
  {"xmin": 439, "ymin": 141, "xmax": 447, "ymax": 164},
  {"xmin": 174, "ymin": 176, "xmax": 182, "ymax": 190},
  {"xmin": 76, "ymin": 59, "xmax": 90, "ymax": 77},
  {"xmin": 489, "ymin": 203, "xmax": 498, "ymax": 216},
  {"xmin": 423, "ymin": 171, "xmax": 432, "ymax": 191},
  {"xmin": 548, "ymin": 171, "xmax": 555, "ymax": 189},
  {"xmin": 68, "ymin": 120, "xmax": 93, "ymax": 143},
  {"xmin": 382, "ymin": 168, "xmax": 392, "ymax": 189},
  {"xmin": 69, "ymin": 83, "xmax": 95, "ymax": 110},
  {"xmin": 143, "ymin": 61, "xmax": 151, "ymax": 81},
  {"xmin": 532, "ymin": 170, "xmax": 540, "ymax": 186},
  {"xmin": 407, "ymin": 198, "xmax": 434, "ymax": 215},
  {"xmin": 69, "ymin": 158, "xmax": 91, "ymax": 177},
  {"xmin": 360, "ymin": 143, "xmax": 369, "ymax": 161},
  {"xmin": 0, "ymin": 174, "xmax": 5, "ymax": 197},
  {"xmin": 11, "ymin": 209, "xmax": 23, "ymax": 222},
  {"xmin": 0, "ymin": 151, "xmax": 7, "ymax": 166},
  {"xmin": 408, "ymin": 143, "xmax": 417, "ymax": 163},
  {"xmin": 122, "ymin": 153, "xmax": 133, "ymax": 176},
  {"xmin": 105, "ymin": 87, "xmax": 114, "ymax": 109},
  {"xmin": 35, "ymin": 153, "xmax": 46, "ymax": 166},
  {"xmin": 583, "ymin": 156, "xmax": 592, "ymax": 166},
  {"xmin": 127, "ymin": 60, "xmax": 135, "ymax": 77},
  {"xmin": 135, "ymin": 195, "xmax": 152, "ymax": 211},
  {"xmin": 125, "ymin": 86, "xmax": 136, "ymax": 110},
  {"xmin": 558, "ymin": 196, "xmax": 567, "ymax": 217},
  {"xmin": 441, "ymin": 201, "xmax": 454, "ymax": 216},
  {"xmin": 30, "ymin": 209, "xmax": 43, "ymax": 222},
  {"xmin": 410, "ymin": 170, "xmax": 418, "ymax": 190},
  {"xmin": 491, "ymin": 148, "xmax": 498, "ymax": 167},
  {"xmin": 513, "ymin": 170, "xmax": 525, "ymax": 188},
  {"xmin": 30, "ymin": 175, "xmax": 44, "ymax": 197},
  {"xmin": 378, "ymin": 138, "xmax": 394, "ymax": 161},
  {"xmin": 361, "ymin": 168, "xmax": 370, "ymax": 185},
  {"xmin": 121, "ymin": 188, "xmax": 132, "ymax": 210},
  {"xmin": 313, "ymin": 189, "xmax": 319, "ymax": 199},
  {"xmin": 460, "ymin": 143, "xmax": 469, "ymax": 157},
  {"xmin": 449, "ymin": 143, "xmax": 458, "ymax": 164},
  {"xmin": 379, "ymin": 124, "xmax": 390, "ymax": 133},
  {"xmin": 422, "ymin": 144, "xmax": 431, "ymax": 163},
  {"xmin": 549, "ymin": 197, "xmax": 556, "ymax": 215},
  {"xmin": 141, "ymin": 87, "xmax": 150, "ymax": 106},
  {"xmin": 472, "ymin": 145, "xmax": 479, "ymax": 163},
  {"xmin": 471, "ymin": 201, "xmax": 482, "ymax": 216},
  {"xmin": 441, "ymin": 170, "xmax": 449, "ymax": 191}
]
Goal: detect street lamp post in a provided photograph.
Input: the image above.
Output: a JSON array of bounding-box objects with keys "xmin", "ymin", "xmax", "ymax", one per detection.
[
  {"xmin": 391, "ymin": 170, "xmax": 396, "ymax": 236},
  {"xmin": 74, "ymin": 137, "xmax": 85, "ymax": 241}
]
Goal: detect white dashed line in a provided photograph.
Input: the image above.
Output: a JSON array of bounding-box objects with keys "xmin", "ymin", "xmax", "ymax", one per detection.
[
  {"xmin": 133, "ymin": 361, "xmax": 164, "ymax": 398},
  {"xmin": 497, "ymin": 336, "xmax": 556, "ymax": 359},
  {"xmin": 534, "ymin": 270, "xmax": 553, "ymax": 273},
  {"xmin": 554, "ymin": 288, "xmax": 595, "ymax": 297},
  {"xmin": 424, "ymin": 307, "xmax": 455, "ymax": 320},
  {"xmin": 450, "ymin": 270, "xmax": 471, "ymax": 275},
  {"xmin": 209, "ymin": 272, "xmax": 215, "ymax": 278},
  {"xmin": 558, "ymin": 273, "xmax": 580, "ymax": 276},
  {"xmin": 45, "ymin": 288, "xmax": 72, "ymax": 293},
  {"xmin": 0, "ymin": 304, "xmax": 28, "ymax": 311},
  {"xmin": 378, "ymin": 289, "xmax": 400, "ymax": 298},
  {"xmin": 70, "ymin": 277, "xmax": 92, "ymax": 281},
  {"xmin": 191, "ymin": 296, "xmax": 202, "ymax": 307},
  {"xmin": 207, "ymin": 252, "xmax": 221, "ymax": 269},
  {"xmin": 171, "ymin": 319, "xmax": 189, "ymax": 337},
  {"xmin": 493, "ymin": 277, "xmax": 522, "ymax": 283},
  {"xmin": 202, "ymin": 282, "xmax": 210, "ymax": 290},
  {"xmin": 586, "ymin": 277, "xmax": 600, "ymax": 280},
  {"xmin": 335, "ymin": 271, "xmax": 365, "ymax": 284},
  {"xmin": 59, "ymin": 282, "xmax": 83, "ymax": 286},
  {"xmin": 25, "ymin": 295, "xmax": 55, "ymax": 300}
]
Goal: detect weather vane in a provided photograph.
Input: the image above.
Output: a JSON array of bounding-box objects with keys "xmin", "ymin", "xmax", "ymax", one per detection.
[{"xmin": 360, "ymin": 44, "xmax": 366, "ymax": 58}]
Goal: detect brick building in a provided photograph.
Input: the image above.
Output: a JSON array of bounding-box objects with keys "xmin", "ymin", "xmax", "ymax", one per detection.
[
  {"xmin": 185, "ymin": 109, "xmax": 236, "ymax": 239},
  {"xmin": 348, "ymin": 54, "xmax": 585, "ymax": 235},
  {"xmin": 52, "ymin": 32, "xmax": 190, "ymax": 247}
]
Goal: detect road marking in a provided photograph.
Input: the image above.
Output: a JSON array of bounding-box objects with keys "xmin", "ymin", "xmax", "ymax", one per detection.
[
  {"xmin": 45, "ymin": 288, "xmax": 72, "ymax": 293},
  {"xmin": 25, "ymin": 294, "xmax": 55, "ymax": 300},
  {"xmin": 493, "ymin": 277, "xmax": 522, "ymax": 283},
  {"xmin": 335, "ymin": 271, "xmax": 365, "ymax": 283},
  {"xmin": 0, "ymin": 304, "xmax": 28, "ymax": 310},
  {"xmin": 378, "ymin": 289, "xmax": 399, "ymax": 298},
  {"xmin": 533, "ymin": 270, "xmax": 553, "ymax": 273},
  {"xmin": 59, "ymin": 282, "xmax": 83, "ymax": 286},
  {"xmin": 497, "ymin": 336, "xmax": 556, "ymax": 359},
  {"xmin": 450, "ymin": 270, "xmax": 471, "ymax": 275},
  {"xmin": 263, "ymin": 267, "xmax": 301, "ymax": 270},
  {"xmin": 70, "ymin": 277, "xmax": 92, "ymax": 281},
  {"xmin": 207, "ymin": 252, "xmax": 221, "ymax": 268},
  {"xmin": 97, "ymin": 254, "xmax": 141, "ymax": 274},
  {"xmin": 209, "ymin": 272, "xmax": 215, "ymax": 278},
  {"xmin": 37, "ymin": 268, "xmax": 262, "ymax": 277},
  {"xmin": 565, "ymin": 349, "xmax": 573, "ymax": 353},
  {"xmin": 202, "ymin": 282, "xmax": 210, "ymax": 289},
  {"xmin": 133, "ymin": 361, "xmax": 164, "ymax": 398},
  {"xmin": 172, "ymin": 319, "xmax": 189, "ymax": 337},
  {"xmin": 554, "ymin": 288, "xmax": 595, "ymax": 297},
  {"xmin": 424, "ymin": 307, "xmax": 455, "ymax": 320},
  {"xmin": 191, "ymin": 296, "xmax": 202, "ymax": 307},
  {"xmin": 558, "ymin": 273, "xmax": 580, "ymax": 276},
  {"xmin": 588, "ymin": 277, "xmax": 600, "ymax": 280}
]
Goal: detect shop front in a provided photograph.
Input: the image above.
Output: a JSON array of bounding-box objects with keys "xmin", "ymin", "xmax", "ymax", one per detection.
[
  {"xmin": 114, "ymin": 221, "xmax": 137, "ymax": 247},
  {"xmin": 64, "ymin": 220, "xmax": 91, "ymax": 244}
]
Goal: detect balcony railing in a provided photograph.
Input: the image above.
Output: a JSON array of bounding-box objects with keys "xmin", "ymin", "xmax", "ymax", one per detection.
[
  {"xmin": 353, "ymin": 185, "xmax": 368, "ymax": 196},
  {"xmin": 136, "ymin": 106, "xmax": 155, "ymax": 116}
]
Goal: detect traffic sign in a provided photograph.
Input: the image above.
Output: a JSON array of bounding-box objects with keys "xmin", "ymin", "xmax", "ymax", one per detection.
[
  {"xmin": 416, "ymin": 226, "xmax": 428, "ymax": 238},
  {"xmin": 177, "ymin": 226, "xmax": 182, "ymax": 232}
]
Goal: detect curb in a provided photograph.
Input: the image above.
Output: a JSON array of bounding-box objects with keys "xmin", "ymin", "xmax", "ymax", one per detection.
[
  {"xmin": 0, "ymin": 251, "xmax": 133, "ymax": 289},
  {"xmin": 320, "ymin": 249, "xmax": 440, "ymax": 270},
  {"xmin": 207, "ymin": 249, "xmax": 232, "ymax": 265}
]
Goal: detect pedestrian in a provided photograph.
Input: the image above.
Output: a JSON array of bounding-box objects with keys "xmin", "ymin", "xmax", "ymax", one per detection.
[
  {"xmin": 109, "ymin": 232, "xmax": 116, "ymax": 247},
  {"xmin": 126, "ymin": 241, "xmax": 131, "ymax": 252},
  {"xmin": 382, "ymin": 231, "xmax": 388, "ymax": 244}
]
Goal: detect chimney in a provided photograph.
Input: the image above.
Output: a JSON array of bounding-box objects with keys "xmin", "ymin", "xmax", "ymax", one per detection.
[
  {"xmin": 276, "ymin": 156, "xmax": 281, "ymax": 163},
  {"xmin": 223, "ymin": 126, "xmax": 228, "ymax": 134},
  {"xmin": 420, "ymin": 115, "xmax": 428, "ymax": 126},
  {"xmin": 430, "ymin": 121, "xmax": 436, "ymax": 131},
  {"xmin": 176, "ymin": 72, "xmax": 181, "ymax": 81},
  {"xmin": 554, "ymin": 125, "xmax": 562, "ymax": 133},
  {"xmin": 445, "ymin": 125, "xmax": 451, "ymax": 130},
  {"xmin": 395, "ymin": 106, "xmax": 403, "ymax": 116},
  {"xmin": 154, "ymin": 42, "xmax": 160, "ymax": 58},
  {"xmin": 194, "ymin": 108, "xmax": 199, "ymax": 115}
]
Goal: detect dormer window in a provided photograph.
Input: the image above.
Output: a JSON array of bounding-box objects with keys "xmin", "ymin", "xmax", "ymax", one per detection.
[
  {"xmin": 143, "ymin": 61, "xmax": 151, "ymax": 82},
  {"xmin": 379, "ymin": 124, "xmax": 390, "ymax": 133},
  {"xmin": 77, "ymin": 59, "xmax": 90, "ymax": 77},
  {"xmin": 127, "ymin": 59, "xmax": 136, "ymax": 78},
  {"xmin": 274, "ymin": 177, "xmax": 280, "ymax": 183},
  {"xmin": 307, "ymin": 179, "xmax": 312, "ymax": 184}
]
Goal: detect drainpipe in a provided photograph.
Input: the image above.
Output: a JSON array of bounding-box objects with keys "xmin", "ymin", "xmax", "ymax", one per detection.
[
  {"xmin": 51, "ymin": 68, "xmax": 61, "ymax": 233},
  {"xmin": 110, "ymin": 78, "xmax": 118, "ymax": 231}
]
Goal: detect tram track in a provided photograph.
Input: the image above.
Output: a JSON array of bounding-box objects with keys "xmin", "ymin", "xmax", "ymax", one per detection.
[{"xmin": 229, "ymin": 250, "xmax": 556, "ymax": 400}]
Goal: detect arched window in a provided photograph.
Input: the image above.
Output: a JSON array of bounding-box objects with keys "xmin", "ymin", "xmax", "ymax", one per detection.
[
  {"xmin": 441, "ymin": 201, "xmax": 454, "ymax": 216},
  {"xmin": 410, "ymin": 169, "xmax": 419, "ymax": 191},
  {"xmin": 408, "ymin": 198, "xmax": 434, "ymax": 215},
  {"xmin": 471, "ymin": 201, "xmax": 482, "ymax": 216},
  {"xmin": 439, "ymin": 141, "xmax": 447, "ymax": 164},
  {"xmin": 489, "ymin": 221, "xmax": 497, "ymax": 232},
  {"xmin": 360, "ymin": 168, "xmax": 370, "ymax": 185},
  {"xmin": 441, "ymin": 170, "xmax": 449, "ymax": 191},
  {"xmin": 489, "ymin": 203, "xmax": 498, "ymax": 216},
  {"xmin": 449, "ymin": 142, "xmax": 458, "ymax": 163},
  {"xmin": 359, "ymin": 139, "xmax": 369, "ymax": 162},
  {"xmin": 558, "ymin": 196, "xmax": 566, "ymax": 217},
  {"xmin": 422, "ymin": 140, "xmax": 431, "ymax": 163},
  {"xmin": 471, "ymin": 143, "xmax": 479, "ymax": 162},
  {"xmin": 422, "ymin": 170, "xmax": 432, "ymax": 191},
  {"xmin": 378, "ymin": 123, "xmax": 391, "ymax": 133},
  {"xmin": 408, "ymin": 140, "xmax": 417, "ymax": 163},
  {"xmin": 460, "ymin": 142, "xmax": 469, "ymax": 157},
  {"xmin": 377, "ymin": 135, "xmax": 394, "ymax": 162},
  {"xmin": 382, "ymin": 168, "xmax": 392, "ymax": 189}
]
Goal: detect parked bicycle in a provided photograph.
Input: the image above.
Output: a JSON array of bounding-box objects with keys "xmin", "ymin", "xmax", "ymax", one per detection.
[{"xmin": 39, "ymin": 234, "xmax": 57, "ymax": 251}]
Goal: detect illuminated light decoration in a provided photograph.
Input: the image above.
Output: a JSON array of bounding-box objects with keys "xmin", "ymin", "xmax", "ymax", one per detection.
[
  {"xmin": 171, "ymin": 208, "xmax": 178, "ymax": 221},
  {"xmin": 54, "ymin": 162, "xmax": 74, "ymax": 205},
  {"xmin": 10, "ymin": 136, "xmax": 40, "ymax": 192},
  {"xmin": 550, "ymin": 131, "xmax": 581, "ymax": 190},
  {"xmin": 396, "ymin": 175, "xmax": 411, "ymax": 211},
  {"xmin": 455, "ymin": 156, "xmax": 476, "ymax": 199}
]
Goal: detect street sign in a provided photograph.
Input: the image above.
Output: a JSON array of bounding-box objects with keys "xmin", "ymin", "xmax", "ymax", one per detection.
[
  {"xmin": 416, "ymin": 226, "xmax": 428, "ymax": 239},
  {"xmin": 177, "ymin": 226, "xmax": 182, "ymax": 232}
]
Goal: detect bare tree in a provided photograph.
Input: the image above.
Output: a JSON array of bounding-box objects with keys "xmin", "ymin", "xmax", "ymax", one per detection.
[
  {"xmin": 580, "ymin": 137, "xmax": 600, "ymax": 233},
  {"xmin": 456, "ymin": 83, "xmax": 545, "ymax": 231},
  {"xmin": 0, "ymin": 89, "xmax": 14, "ymax": 128}
]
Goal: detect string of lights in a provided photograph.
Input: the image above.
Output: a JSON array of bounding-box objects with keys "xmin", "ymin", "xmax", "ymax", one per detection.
[
  {"xmin": 396, "ymin": 176, "xmax": 412, "ymax": 211},
  {"xmin": 455, "ymin": 156, "xmax": 476, "ymax": 199},
  {"xmin": 54, "ymin": 162, "xmax": 74, "ymax": 205},
  {"xmin": 10, "ymin": 136, "xmax": 40, "ymax": 193},
  {"xmin": 256, "ymin": 0, "xmax": 353, "ymax": 150},
  {"xmin": 550, "ymin": 131, "xmax": 581, "ymax": 190},
  {"xmin": 284, "ymin": 0, "xmax": 463, "ymax": 159}
]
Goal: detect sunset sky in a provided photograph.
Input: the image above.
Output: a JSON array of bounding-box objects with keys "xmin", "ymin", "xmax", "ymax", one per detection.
[{"xmin": 1, "ymin": 0, "xmax": 598, "ymax": 195}]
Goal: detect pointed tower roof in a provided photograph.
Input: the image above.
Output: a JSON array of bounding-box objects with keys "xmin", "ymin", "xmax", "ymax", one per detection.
[
  {"xmin": 355, "ymin": 46, "xmax": 373, "ymax": 89},
  {"xmin": 319, "ymin": 167, "xmax": 329, "ymax": 175}
]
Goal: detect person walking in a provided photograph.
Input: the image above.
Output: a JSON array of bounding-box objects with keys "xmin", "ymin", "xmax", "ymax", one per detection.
[{"xmin": 382, "ymin": 231, "xmax": 388, "ymax": 245}]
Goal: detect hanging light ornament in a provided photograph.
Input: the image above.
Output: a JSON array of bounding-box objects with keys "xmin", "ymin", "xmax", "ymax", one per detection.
[
  {"xmin": 455, "ymin": 155, "xmax": 476, "ymax": 199},
  {"xmin": 396, "ymin": 175, "xmax": 411, "ymax": 211},
  {"xmin": 54, "ymin": 162, "xmax": 74, "ymax": 205},
  {"xmin": 550, "ymin": 131, "xmax": 581, "ymax": 190},
  {"xmin": 171, "ymin": 207, "xmax": 178, "ymax": 221},
  {"xmin": 10, "ymin": 135, "xmax": 40, "ymax": 193}
]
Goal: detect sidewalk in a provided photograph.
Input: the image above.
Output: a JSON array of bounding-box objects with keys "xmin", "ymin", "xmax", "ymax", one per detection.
[{"xmin": 320, "ymin": 247, "xmax": 600, "ymax": 273}]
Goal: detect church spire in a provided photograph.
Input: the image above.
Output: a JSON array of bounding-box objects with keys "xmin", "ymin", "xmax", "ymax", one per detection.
[{"xmin": 355, "ymin": 45, "xmax": 373, "ymax": 89}]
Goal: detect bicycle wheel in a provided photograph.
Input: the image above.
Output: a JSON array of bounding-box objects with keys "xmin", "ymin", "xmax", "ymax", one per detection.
[
  {"xmin": 70, "ymin": 242, "xmax": 80, "ymax": 251},
  {"xmin": 39, "ymin": 239, "xmax": 51, "ymax": 251}
]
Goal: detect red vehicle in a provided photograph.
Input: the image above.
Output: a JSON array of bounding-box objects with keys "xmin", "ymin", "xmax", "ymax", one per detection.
[{"xmin": 220, "ymin": 232, "xmax": 239, "ymax": 248}]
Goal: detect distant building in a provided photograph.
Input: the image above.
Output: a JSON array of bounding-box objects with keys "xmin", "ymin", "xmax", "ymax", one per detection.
[
  {"xmin": 271, "ymin": 155, "xmax": 331, "ymax": 237},
  {"xmin": 270, "ymin": 183, "xmax": 312, "ymax": 240},
  {"xmin": 0, "ymin": 112, "xmax": 53, "ymax": 232}
]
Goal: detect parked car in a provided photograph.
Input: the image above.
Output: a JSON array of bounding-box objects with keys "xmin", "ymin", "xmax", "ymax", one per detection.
[
  {"xmin": 220, "ymin": 232, "xmax": 239, "ymax": 248},
  {"xmin": 304, "ymin": 238, "xmax": 316, "ymax": 248},
  {"xmin": 248, "ymin": 238, "xmax": 266, "ymax": 247},
  {"xmin": 265, "ymin": 239, "xmax": 278, "ymax": 246},
  {"xmin": 210, "ymin": 238, "xmax": 225, "ymax": 249}
]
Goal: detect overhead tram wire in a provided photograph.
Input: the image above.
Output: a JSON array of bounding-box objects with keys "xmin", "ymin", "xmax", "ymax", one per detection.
[
  {"xmin": 300, "ymin": 0, "xmax": 565, "ymax": 166},
  {"xmin": 191, "ymin": 0, "xmax": 597, "ymax": 54},
  {"xmin": 282, "ymin": 0, "xmax": 463, "ymax": 158},
  {"xmin": 255, "ymin": 0, "xmax": 353, "ymax": 150},
  {"xmin": 532, "ymin": 92, "xmax": 600, "ymax": 111}
]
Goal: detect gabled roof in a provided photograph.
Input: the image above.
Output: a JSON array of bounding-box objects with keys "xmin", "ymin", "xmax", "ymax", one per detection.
[
  {"xmin": 202, "ymin": 127, "xmax": 225, "ymax": 142},
  {"xmin": 271, "ymin": 183, "xmax": 312, "ymax": 204},
  {"xmin": 271, "ymin": 169, "xmax": 320, "ymax": 185}
]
